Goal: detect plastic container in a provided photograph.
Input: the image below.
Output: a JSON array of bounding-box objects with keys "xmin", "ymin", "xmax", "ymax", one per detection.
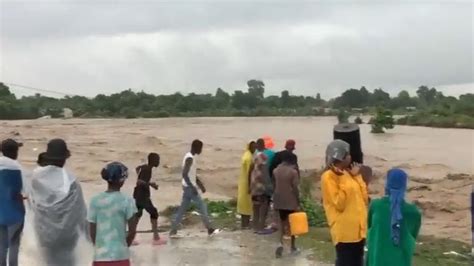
[{"xmin": 289, "ymin": 212, "xmax": 309, "ymax": 236}]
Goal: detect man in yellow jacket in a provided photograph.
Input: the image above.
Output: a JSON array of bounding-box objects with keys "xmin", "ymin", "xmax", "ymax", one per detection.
[{"xmin": 321, "ymin": 140, "xmax": 368, "ymax": 266}]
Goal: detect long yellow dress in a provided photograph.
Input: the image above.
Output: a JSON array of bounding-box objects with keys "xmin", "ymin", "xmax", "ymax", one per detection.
[{"xmin": 237, "ymin": 148, "xmax": 253, "ymax": 216}]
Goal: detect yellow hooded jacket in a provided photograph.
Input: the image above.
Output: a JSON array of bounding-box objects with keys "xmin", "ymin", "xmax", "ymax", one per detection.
[{"xmin": 321, "ymin": 169, "xmax": 369, "ymax": 245}]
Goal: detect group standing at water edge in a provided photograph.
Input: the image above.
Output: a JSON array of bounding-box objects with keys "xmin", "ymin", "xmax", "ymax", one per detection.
[
  {"xmin": 1, "ymin": 134, "xmax": 422, "ymax": 266},
  {"xmin": 237, "ymin": 137, "xmax": 422, "ymax": 265}
]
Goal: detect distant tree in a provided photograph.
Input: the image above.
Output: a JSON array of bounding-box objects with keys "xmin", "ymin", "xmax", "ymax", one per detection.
[
  {"xmin": 281, "ymin": 90, "xmax": 290, "ymax": 107},
  {"xmin": 416, "ymin": 86, "xmax": 438, "ymax": 105},
  {"xmin": 371, "ymin": 88, "xmax": 390, "ymax": 106},
  {"xmin": 371, "ymin": 107, "xmax": 395, "ymax": 133},
  {"xmin": 247, "ymin": 79, "xmax": 265, "ymax": 99},
  {"xmin": 334, "ymin": 89, "xmax": 366, "ymax": 108},
  {"xmin": 315, "ymin": 93, "xmax": 325, "ymax": 106},
  {"xmin": 397, "ymin": 90, "xmax": 410, "ymax": 101},
  {"xmin": 454, "ymin": 93, "xmax": 474, "ymax": 116},
  {"xmin": 359, "ymin": 86, "xmax": 370, "ymax": 106},
  {"xmin": 231, "ymin": 90, "xmax": 247, "ymax": 109},
  {"xmin": 216, "ymin": 87, "xmax": 229, "ymax": 99},
  {"xmin": 263, "ymin": 95, "xmax": 280, "ymax": 108},
  {"xmin": 0, "ymin": 83, "xmax": 14, "ymax": 97},
  {"xmin": 388, "ymin": 90, "xmax": 414, "ymax": 109},
  {"xmin": 215, "ymin": 88, "xmax": 230, "ymax": 108},
  {"xmin": 1, "ymin": 80, "xmax": 473, "ymax": 128}
]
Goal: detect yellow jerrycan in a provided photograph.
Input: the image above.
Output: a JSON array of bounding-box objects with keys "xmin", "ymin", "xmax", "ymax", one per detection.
[{"xmin": 289, "ymin": 212, "xmax": 309, "ymax": 236}]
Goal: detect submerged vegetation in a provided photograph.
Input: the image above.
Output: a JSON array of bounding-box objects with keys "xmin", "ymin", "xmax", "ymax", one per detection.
[
  {"xmin": 1, "ymin": 82, "xmax": 472, "ymax": 129},
  {"xmin": 371, "ymin": 107, "xmax": 395, "ymax": 133}
]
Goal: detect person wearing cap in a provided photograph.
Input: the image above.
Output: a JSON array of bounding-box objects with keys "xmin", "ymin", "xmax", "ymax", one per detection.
[
  {"xmin": 29, "ymin": 138, "xmax": 88, "ymax": 266},
  {"xmin": 270, "ymin": 139, "xmax": 299, "ymax": 179},
  {"xmin": 0, "ymin": 139, "xmax": 25, "ymax": 266},
  {"xmin": 88, "ymin": 162, "xmax": 138, "ymax": 266},
  {"xmin": 321, "ymin": 140, "xmax": 368, "ymax": 266},
  {"xmin": 256, "ymin": 138, "xmax": 276, "ymax": 200}
]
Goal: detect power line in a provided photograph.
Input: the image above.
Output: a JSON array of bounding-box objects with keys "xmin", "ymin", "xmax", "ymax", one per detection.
[{"xmin": 3, "ymin": 82, "xmax": 80, "ymax": 97}]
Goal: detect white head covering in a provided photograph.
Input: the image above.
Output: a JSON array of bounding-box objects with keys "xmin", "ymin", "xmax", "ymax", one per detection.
[{"xmin": 29, "ymin": 166, "xmax": 76, "ymax": 207}]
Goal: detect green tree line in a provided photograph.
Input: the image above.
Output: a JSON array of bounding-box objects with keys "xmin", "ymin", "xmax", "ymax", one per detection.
[{"xmin": 0, "ymin": 81, "xmax": 473, "ymax": 128}]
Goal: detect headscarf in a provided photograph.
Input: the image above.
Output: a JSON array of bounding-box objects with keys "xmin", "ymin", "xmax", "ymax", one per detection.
[
  {"xmin": 30, "ymin": 166, "xmax": 77, "ymax": 207},
  {"xmin": 385, "ymin": 168, "xmax": 408, "ymax": 246},
  {"xmin": 101, "ymin": 162, "xmax": 129, "ymax": 183},
  {"xmin": 325, "ymin": 139, "xmax": 350, "ymax": 167}
]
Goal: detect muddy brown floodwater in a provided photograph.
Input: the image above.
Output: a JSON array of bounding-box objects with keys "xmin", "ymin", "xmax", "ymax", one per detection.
[{"xmin": 1, "ymin": 117, "xmax": 472, "ymax": 265}]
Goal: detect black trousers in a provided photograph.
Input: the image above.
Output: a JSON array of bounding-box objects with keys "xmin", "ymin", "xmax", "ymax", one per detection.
[
  {"xmin": 335, "ymin": 240, "xmax": 365, "ymax": 266},
  {"xmin": 136, "ymin": 198, "xmax": 159, "ymax": 219}
]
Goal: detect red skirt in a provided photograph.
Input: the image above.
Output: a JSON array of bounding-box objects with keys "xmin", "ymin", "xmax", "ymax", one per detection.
[{"xmin": 93, "ymin": 260, "xmax": 130, "ymax": 266}]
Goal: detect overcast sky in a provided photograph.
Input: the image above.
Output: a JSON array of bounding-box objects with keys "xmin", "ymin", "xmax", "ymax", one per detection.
[{"xmin": 1, "ymin": 0, "xmax": 472, "ymax": 98}]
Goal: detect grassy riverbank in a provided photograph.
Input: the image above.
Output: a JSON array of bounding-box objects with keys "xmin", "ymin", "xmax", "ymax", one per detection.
[
  {"xmin": 162, "ymin": 199, "xmax": 472, "ymax": 265},
  {"xmin": 396, "ymin": 113, "xmax": 474, "ymax": 129}
]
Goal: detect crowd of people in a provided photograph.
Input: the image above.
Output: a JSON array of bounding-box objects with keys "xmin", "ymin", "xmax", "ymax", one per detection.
[
  {"xmin": 0, "ymin": 134, "xmax": 422, "ymax": 266},
  {"xmin": 236, "ymin": 137, "xmax": 422, "ymax": 265}
]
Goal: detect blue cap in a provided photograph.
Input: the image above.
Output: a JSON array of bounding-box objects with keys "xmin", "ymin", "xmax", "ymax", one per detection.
[{"xmin": 101, "ymin": 162, "xmax": 128, "ymax": 182}]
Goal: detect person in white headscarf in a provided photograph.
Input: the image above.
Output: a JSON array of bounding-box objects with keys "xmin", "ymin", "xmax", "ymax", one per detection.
[{"xmin": 29, "ymin": 139, "xmax": 88, "ymax": 266}]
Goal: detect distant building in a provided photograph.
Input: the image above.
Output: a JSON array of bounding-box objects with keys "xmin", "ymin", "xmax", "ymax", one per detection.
[
  {"xmin": 324, "ymin": 108, "xmax": 336, "ymax": 114},
  {"xmin": 62, "ymin": 108, "xmax": 73, "ymax": 119},
  {"xmin": 406, "ymin": 106, "xmax": 417, "ymax": 111}
]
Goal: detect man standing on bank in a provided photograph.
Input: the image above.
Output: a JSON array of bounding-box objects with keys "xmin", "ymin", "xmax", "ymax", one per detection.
[{"xmin": 169, "ymin": 140, "xmax": 219, "ymax": 237}]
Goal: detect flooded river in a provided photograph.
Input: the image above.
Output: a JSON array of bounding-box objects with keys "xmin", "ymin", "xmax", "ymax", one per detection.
[{"xmin": 1, "ymin": 117, "xmax": 472, "ymax": 265}]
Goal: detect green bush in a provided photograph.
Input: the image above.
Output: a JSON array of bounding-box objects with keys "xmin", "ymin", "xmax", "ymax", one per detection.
[
  {"xmin": 397, "ymin": 113, "xmax": 474, "ymax": 129},
  {"xmin": 337, "ymin": 109, "xmax": 349, "ymax": 123},
  {"xmin": 371, "ymin": 107, "xmax": 395, "ymax": 133},
  {"xmin": 300, "ymin": 196, "xmax": 327, "ymax": 227},
  {"xmin": 396, "ymin": 116, "xmax": 408, "ymax": 125}
]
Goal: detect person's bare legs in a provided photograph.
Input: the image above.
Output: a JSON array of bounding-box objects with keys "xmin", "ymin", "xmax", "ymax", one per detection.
[
  {"xmin": 287, "ymin": 218, "xmax": 298, "ymax": 254},
  {"xmin": 258, "ymin": 198, "xmax": 269, "ymax": 231},
  {"xmin": 151, "ymin": 219, "xmax": 159, "ymax": 240},
  {"xmin": 241, "ymin": 215, "xmax": 250, "ymax": 229},
  {"xmin": 276, "ymin": 214, "xmax": 285, "ymax": 258},
  {"xmin": 252, "ymin": 202, "xmax": 261, "ymax": 231}
]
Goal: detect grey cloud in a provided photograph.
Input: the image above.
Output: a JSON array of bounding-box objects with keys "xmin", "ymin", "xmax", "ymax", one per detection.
[
  {"xmin": 0, "ymin": 1, "xmax": 472, "ymax": 97},
  {"xmin": 1, "ymin": 0, "xmax": 326, "ymax": 40}
]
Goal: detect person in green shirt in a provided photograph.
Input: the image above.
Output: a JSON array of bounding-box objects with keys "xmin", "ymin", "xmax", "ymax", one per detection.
[{"xmin": 367, "ymin": 168, "xmax": 422, "ymax": 266}]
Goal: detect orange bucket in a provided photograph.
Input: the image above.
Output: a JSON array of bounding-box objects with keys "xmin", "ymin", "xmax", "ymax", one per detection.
[{"xmin": 289, "ymin": 212, "xmax": 309, "ymax": 236}]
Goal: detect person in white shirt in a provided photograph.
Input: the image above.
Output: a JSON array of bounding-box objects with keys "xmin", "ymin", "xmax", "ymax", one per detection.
[{"xmin": 169, "ymin": 140, "xmax": 219, "ymax": 237}]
